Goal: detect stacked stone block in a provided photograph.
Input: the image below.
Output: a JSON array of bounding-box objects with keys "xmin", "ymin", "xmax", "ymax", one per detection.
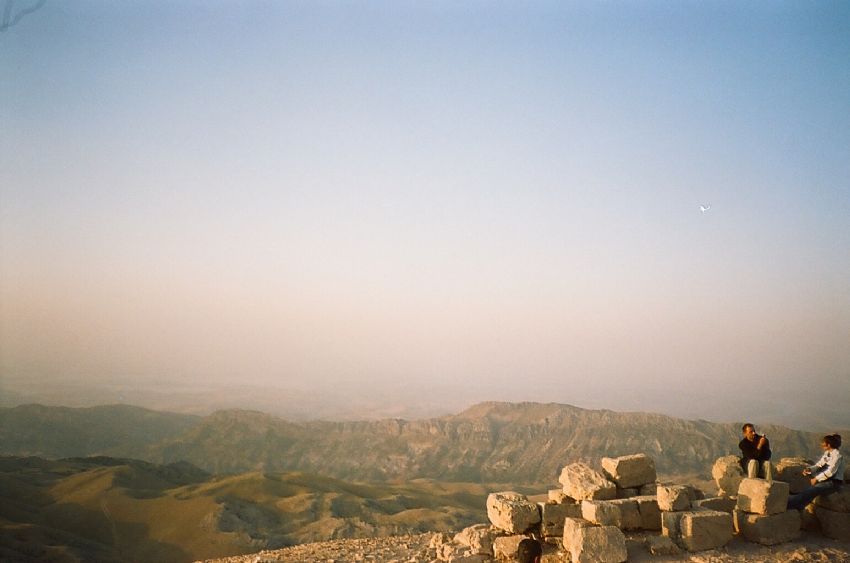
[
  {"xmin": 712, "ymin": 455, "xmax": 744, "ymax": 497},
  {"xmin": 733, "ymin": 477, "xmax": 800, "ymax": 545},
  {"xmin": 562, "ymin": 517, "xmax": 627, "ymax": 563},
  {"xmin": 659, "ymin": 484, "xmax": 732, "ymax": 551},
  {"xmin": 812, "ymin": 486, "xmax": 850, "ymax": 540}
]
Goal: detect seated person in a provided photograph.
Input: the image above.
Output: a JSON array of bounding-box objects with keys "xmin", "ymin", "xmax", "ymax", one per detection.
[
  {"xmin": 787, "ymin": 434, "xmax": 845, "ymax": 511},
  {"xmin": 739, "ymin": 423, "xmax": 772, "ymax": 480}
]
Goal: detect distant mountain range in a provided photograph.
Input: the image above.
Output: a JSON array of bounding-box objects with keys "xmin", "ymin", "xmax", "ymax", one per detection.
[{"xmin": 0, "ymin": 401, "xmax": 829, "ymax": 483}]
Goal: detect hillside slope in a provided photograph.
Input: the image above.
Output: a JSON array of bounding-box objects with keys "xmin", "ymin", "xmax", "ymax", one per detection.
[
  {"xmin": 153, "ymin": 401, "xmax": 821, "ymax": 482},
  {"xmin": 0, "ymin": 456, "xmax": 498, "ymax": 563}
]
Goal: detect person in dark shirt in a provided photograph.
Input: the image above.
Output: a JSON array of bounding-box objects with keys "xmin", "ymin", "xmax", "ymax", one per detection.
[{"xmin": 739, "ymin": 423, "xmax": 772, "ymax": 480}]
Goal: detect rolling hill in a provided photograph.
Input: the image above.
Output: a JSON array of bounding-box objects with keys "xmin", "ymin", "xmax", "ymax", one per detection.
[{"xmin": 0, "ymin": 456, "xmax": 501, "ymax": 562}]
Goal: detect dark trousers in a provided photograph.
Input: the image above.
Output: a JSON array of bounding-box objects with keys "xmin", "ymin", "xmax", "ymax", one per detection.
[{"xmin": 787, "ymin": 479, "xmax": 841, "ymax": 510}]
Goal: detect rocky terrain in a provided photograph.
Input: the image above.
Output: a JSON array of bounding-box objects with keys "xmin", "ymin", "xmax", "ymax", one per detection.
[{"xmin": 199, "ymin": 532, "xmax": 850, "ymax": 562}]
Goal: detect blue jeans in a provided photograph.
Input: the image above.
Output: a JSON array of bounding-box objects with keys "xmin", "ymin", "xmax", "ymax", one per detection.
[{"xmin": 787, "ymin": 480, "xmax": 841, "ymax": 510}]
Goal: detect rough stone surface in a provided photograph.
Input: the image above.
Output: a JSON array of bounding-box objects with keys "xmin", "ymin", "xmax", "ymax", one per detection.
[
  {"xmin": 538, "ymin": 501, "xmax": 581, "ymax": 537},
  {"xmin": 815, "ymin": 506, "xmax": 850, "ymax": 541},
  {"xmin": 679, "ymin": 509, "xmax": 733, "ymax": 552},
  {"xmin": 813, "ymin": 485, "xmax": 850, "ymax": 513},
  {"xmin": 453, "ymin": 524, "xmax": 494, "ymax": 555},
  {"xmin": 694, "ymin": 496, "xmax": 737, "ymax": 513},
  {"xmin": 615, "ymin": 487, "xmax": 638, "ymax": 499},
  {"xmin": 645, "ymin": 535, "xmax": 682, "ymax": 556},
  {"xmin": 486, "ymin": 492, "xmax": 540, "ymax": 534},
  {"xmin": 558, "ymin": 463, "xmax": 616, "ymax": 501},
  {"xmin": 662, "ymin": 510, "xmax": 687, "ymax": 539},
  {"xmin": 774, "ymin": 457, "xmax": 813, "ymax": 494},
  {"xmin": 657, "ymin": 485, "xmax": 691, "ymax": 511},
  {"xmin": 548, "ymin": 489, "xmax": 572, "ymax": 504},
  {"xmin": 733, "ymin": 509, "xmax": 801, "ymax": 545},
  {"xmin": 562, "ymin": 518, "xmax": 627, "ymax": 563},
  {"xmin": 608, "ymin": 499, "xmax": 642, "ymax": 530},
  {"xmin": 633, "ymin": 495, "xmax": 661, "ymax": 530},
  {"xmin": 492, "ymin": 534, "xmax": 526, "ymax": 560},
  {"xmin": 736, "ymin": 478, "xmax": 789, "ymax": 516},
  {"xmin": 713, "ymin": 455, "xmax": 744, "ymax": 497},
  {"xmin": 801, "ymin": 503, "xmax": 820, "ymax": 531},
  {"xmin": 639, "ymin": 482, "xmax": 658, "ymax": 496},
  {"xmin": 600, "ymin": 454, "xmax": 657, "ymax": 489}
]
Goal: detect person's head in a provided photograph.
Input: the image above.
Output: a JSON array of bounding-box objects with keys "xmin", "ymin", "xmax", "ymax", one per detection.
[
  {"xmin": 822, "ymin": 434, "xmax": 842, "ymax": 450},
  {"xmin": 742, "ymin": 423, "xmax": 756, "ymax": 441},
  {"xmin": 517, "ymin": 538, "xmax": 543, "ymax": 563}
]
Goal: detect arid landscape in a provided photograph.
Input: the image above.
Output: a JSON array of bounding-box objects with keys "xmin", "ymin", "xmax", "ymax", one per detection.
[{"xmin": 2, "ymin": 401, "xmax": 849, "ymax": 561}]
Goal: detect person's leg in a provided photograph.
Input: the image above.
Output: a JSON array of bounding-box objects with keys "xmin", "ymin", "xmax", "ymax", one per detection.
[
  {"xmin": 747, "ymin": 460, "xmax": 758, "ymax": 479},
  {"xmin": 787, "ymin": 481, "xmax": 836, "ymax": 510},
  {"xmin": 762, "ymin": 461, "xmax": 773, "ymax": 482}
]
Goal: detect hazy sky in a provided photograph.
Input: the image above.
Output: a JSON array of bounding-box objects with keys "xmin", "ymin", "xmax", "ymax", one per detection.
[{"xmin": 2, "ymin": 2, "xmax": 849, "ymax": 419}]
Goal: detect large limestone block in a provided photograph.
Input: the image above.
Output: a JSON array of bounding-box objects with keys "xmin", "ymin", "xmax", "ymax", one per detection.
[
  {"xmin": 657, "ymin": 485, "xmax": 691, "ymax": 511},
  {"xmin": 487, "ymin": 492, "xmax": 541, "ymax": 533},
  {"xmin": 601, "ymin": 454, "xmax": 657, "ymax": 488},
  {"xmin": 679, "ymin": 510, "xmax": 733, "ymax": 552},
  {"xmin": 453, "ymin": 524, "xmax": 494, "ymax": 555},
  {"xmin": 492, "ymin": 534, "xmax": 527, "ymax": 560},
  {"xmin": 562, "ymin": 518, "xmax": 627, "ymax": 563},
  {"xmin": 639, "ymin": 482, "xmax": 658, "ymax": 496},
  {"xmin": 615, "ymin": 487, "xmax": 638, "ymax": 499},
  {"xmin": 559, "ymin": 463, "xmax": 616, "ymax": 501},
  {"xmin": 694, "ymin": 496, "xmax": 737, "ymax": 513},
  {"xmin": 661, "ymin": 510, "xmax": 687, "ymax": 539},
  {"xmin": 774, "ymin": 457, "xmax": 812, "ymax": 494},
  {"xmin": 539, "ymin": 501, "xmax": 581, "ymax": 537},
  {"xmin": 580, "ymin": 500, "xmax": 639, "ymax": 530},
  {"xmin": 609, "ymin": 499, "xmax": 642, "ymax": 530},
  {"xmin": 645, "ymin": 535, "xmax": 682, "ymax": 556},
  {"xmin": 548, "ymin": 489, "xmax": 573, "ymax": 504},
  {"xmin": 736, "ymin": 478, "xmax": 789, "ymax": 515},
  {"xmin": 733, "ymin": 509, "xmax": 801, "ymax": 545},
  {"xmin": 712, "ymin": 455, "xmax": 744, "ymax": 497},
  {"xmin": 815, "ymin": 506, "xmax": 850, "ymax": 541},
  {"xmin": 633, "ymin": 495, "xmax": 661, "ymax": 530},
  {"xmin": 813, "ymin": 485, "xmax": 850, "ymax": 513}
]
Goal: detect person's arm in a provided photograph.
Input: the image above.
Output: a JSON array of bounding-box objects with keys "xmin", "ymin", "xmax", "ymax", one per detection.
[{"xmin": 814, "ymin": 451, "xmax": 843, "ymax": 482}]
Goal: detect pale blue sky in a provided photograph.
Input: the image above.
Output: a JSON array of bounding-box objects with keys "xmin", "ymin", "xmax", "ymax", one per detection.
[{"xmin": 1, "ymin": 1, "xmax": 849, "ymax": 423}]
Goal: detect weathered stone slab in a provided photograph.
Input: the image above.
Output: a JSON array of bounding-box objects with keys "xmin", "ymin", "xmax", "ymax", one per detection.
[
  {"xmin": 813, "ymin": 485, "xmax": 850, "ymax": 513},
  {"xmin": 615, "ymin": 487, "xmax": 638, "ymax": 499},
  {"xmin": 487, "ymin": 491, "xmax": 541, "ymax": 533},
  {"xmin": 657, "ymin": 485, "xmax": 691, "ymax": 511},
  {"xmin": 712, "ymin": 455, "xmax": 744, "ymax": 497},
  {"xmin": 601, "ymin": 454, "xmax": 657, "ymax": 489},
  {"xmin": 453, "ymin": 523, "xmax": 494, "ymax": 555},
  {"xmin": 694, "ymin": 496, "xmax": 737, "ymax": 513},
  {"xmin": 548, "ymin": 489, "xmax": 572, "ymax": 504},
  {"xmin": 815, "ymin": 506, "xmax": 850, "ymax": 541},
  {"xmin": 733, "ymin": 509, "xmax": 800, "ymax": 545},
  {"xmin": 774, "ymin": 457, "xmax": 812, "ymax": 494},
  {"xmin": 538, "ymin": 501, "xmax": 581, "ymax": 537},
  {"xmin": 633, "ymin": 495, "xmax": 661, "ymax": 530},
  {"xmin": 661, "ymin": 510, "xmax": 687, "ymax": 539},
  {"xmin": 736, "ymin": 478, "xmax": 789, "ymax": 516},
  {"xmin": 562, "ymin": 518, "xmax": 627, "ymax": 563},
  {"xmin": 609, "ymin": 499, "xmax": 642, "ymax": 530},
  {"xmin": 580, "ymin": 499, "xmax": 640, "ymax": 530},
  {"xmin": 559, "ymin": 463, "xmax": 616, "ymax": 501},
  {"xmin": 492, "ymin": 534, "xmax": 526, "ymax": 560},
  {"xmin": 680, "ymin": 510, "xmax": 733, "ymax": 552},
  {"xmin": 645, "ymin": 535, "xmax": 682, "ymax": 556},
  {"xmin": 639, "ymin": 482, "xmax": 658, "ymax": 496}
]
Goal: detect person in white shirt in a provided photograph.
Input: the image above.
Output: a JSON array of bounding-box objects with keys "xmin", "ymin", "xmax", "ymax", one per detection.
[{"xmin": 787, "ymin": 434, "xmax": 845, "ymax": 510}]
